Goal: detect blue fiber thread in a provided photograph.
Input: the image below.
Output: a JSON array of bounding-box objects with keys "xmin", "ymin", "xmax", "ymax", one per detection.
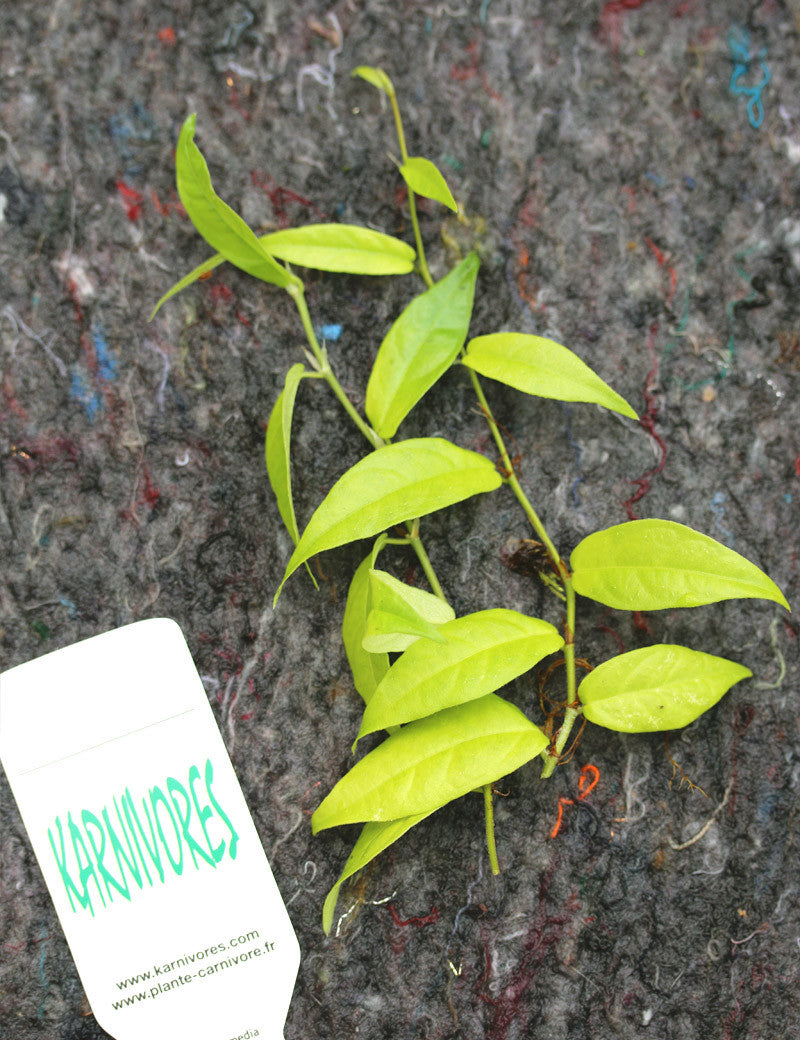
[
  {"xmin": 92, "ymin": 323, "xmax": 118, "ymax": 382},
  {"xmin": 728, "ymin": 25, "xmax": 770, "ymax": 129},
  {"xmin": 70, "ymin": 370, "xmax": 102, "ymax": 422},
  {"xmin": 319, "ymin": 324, "xmax": 342, "ymax": 341}
]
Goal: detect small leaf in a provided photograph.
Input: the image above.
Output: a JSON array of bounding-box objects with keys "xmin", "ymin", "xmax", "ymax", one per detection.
[
  {"xmin": 176, "ymin": 114, "xmax": 293, "ymax": 289},
  {"xmin": 260, "ymin": 224, "xmax": 415, "ymax": 275},
  {"xmin": 358, "ymin": 609, "xmax": 563, "ymax": 738},
  {"xmin": 322, "ymin": 812, "xmax": 430, "ymax": 935},
  {"xmin": 570, "ymin": 519, "xmax": 790, "ymax": 611},
  {"xmin": 352, "ymin": 65, "xmax": 395, "ymax": 96},
  {"xmin": 149, "ymin": 253, "xmax": 225, "ymax": 320},
  {"xmin": 342, "ymin": 554, "xmax": 390, "ymax": 704},
  {"xmin": 366, "ymin": 254, "xmax": 480, "ymax": 439},
  {"xmin": 578, "ymin": 644, "xmax": 752, "ymax": 732},
  {"xmin": 312, "ymin": 694, "xmax": 548, "ymax": 831},
  {"xmin": 362, "ymin": 569, "xmax": 455, "ymax": 652},
  {"xmin": 265, "ymin": 363, "xmax": 308, "ymax": 545},
  {"xmin": 462, "ymin": 333, "xmax": 638, "ymax": 420},
  {"xmin": 398, "ymin": 156, "xmax": 458, "ymax": 212},
  {"xmin": 275, "ymin": 437, "xmax": 501, "ymax": 603}
]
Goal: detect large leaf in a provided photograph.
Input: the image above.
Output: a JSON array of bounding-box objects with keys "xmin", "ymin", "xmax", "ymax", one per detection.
[
  {"xmin": 570, "ymin": 519, "xmax": 790, "ymax": 611},
  {"xmin": 274, "ymin": 437, "xmax": 501, "ymax": 603},
  {"xmin": 462, "ymin": 333, "xmax": 638, "ymax": 420},
  {"xmin": 259, "ymin": 224, "xmax": 415, "ymax": 275},
  {"xmin": 398, "ymin": 156, "xmax": 457, "ymax": 212},
  {"xmin": 322, "ymin": 812, "xmax": 431, "ymax": 935},
  {"xmin": 312, "ymin": 694, "xmax": 548, "ymax": 831},
  {"xmin": 358, "ymin": 609, "xmax": 563, "ymax": 738},
  {"xmin": 578, "ymin": 644, "xmax": 752, "ymax": 732},
  {"xmin": 265, "ymin": 363, "xmax": 307, "ymax": 545},
  {"xmin": 365, "ymin": 255, "xmax": 480, "ymax": 439},
  {"xmin": 342, "ymin": 554, "xmax": 390, "ymax": 704},
  {"xmin": 362, "ymin": 569, "xmax": 455, "ymax": 653},
  {"xmin": 175, "ymin": 114, "xmax": 292, "ymax": 289}
]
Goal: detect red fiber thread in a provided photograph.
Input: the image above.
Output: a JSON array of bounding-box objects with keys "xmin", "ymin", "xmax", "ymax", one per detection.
[
  {"xmin": 388, "ymin": 903, "xmax": 439, "ymax": 928},
  {"xmin": 116, "ymin": 180, "xmax": 143, "ymax": 221},
  {"xmin": 550, "ymin": 764, "xmax": 599, "ymax": 837}
]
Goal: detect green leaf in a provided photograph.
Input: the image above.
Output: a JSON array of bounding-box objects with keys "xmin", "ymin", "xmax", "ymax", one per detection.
[
  {"xmin": 365, "ymin": 254, "xmax": 480, "ymax": 439},
  {"xmin": 362, "ymin": 569, "xmax": 455, "ymax": 652},
  {"xmin": 265, "ymin": 363, "xmax": 308, "ymax": 545},
  {"xmin": 462, "ymin": 333, "xmax": 638, "ymax": 420},
  {"xmin": 259, "ymin": 224, "xmax": 415, "ymax": 275},
  {"xmin": 398, "ymin": 156, "xmax": 458, "ymax": 212},
  {"xmin": 312, "ymin": 694, "xmax": 548, "ymax": 831},
  {"xmin": 175, "ymin": 114, "xmax": 293, "ymax": 289},
  {"xmin": 322, "ymin": 812, "xmax": 430, "ymax": 935},
  {"xmin": 342, "ymin": 554, "xmax": 390, "ymax": 704},
  {"xmin": 274, "ymin": 437, "xmax": 501, "ymax": 603},
  {"xmin": 578, "ymin": 644, "xmax": 752, "ymax": 732},
  {"xmin": 149, "ymin": 253, "xmax": 225, "ymax": 320},
  {"xmin": 358, "ymin": 609, "xmax": 563, "ymax": 739},
  {"xmin": 351, "ymin": 65, "xmax": 395, "ymax": 96},
  {"xmin": 570, "ymin": 519, "xmax": 790, "ymax": 611}
]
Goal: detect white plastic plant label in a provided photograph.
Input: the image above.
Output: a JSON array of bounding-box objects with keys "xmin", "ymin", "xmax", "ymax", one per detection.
[{"xmin": 0, "ymin": 618, "xmax": 299, "ymax": 1040}]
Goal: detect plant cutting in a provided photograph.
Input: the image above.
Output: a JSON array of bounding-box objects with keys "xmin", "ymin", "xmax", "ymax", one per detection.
[{"xmin": 151, "ymin": 68, "xmax": 790, "ymax": 934}]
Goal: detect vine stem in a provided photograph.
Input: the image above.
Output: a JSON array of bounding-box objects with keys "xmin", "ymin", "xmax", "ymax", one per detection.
[
  {"xmin": 483, "ymin": 785, "xmax": 500, "ymax": 875},
  {"xmin": 466, "ymin": 366, "xmax": 579, "ymax": 779},
  {"xmin": 286, "ymin": 280, "xmax": 449, "ymax": 605},
  {"xmin": 388, "ymin": 88, "xmax": 434, "ymax": 289},
  {"xmin": 287, "ymin": 281, "xmax": 384, "ymax": 450}
]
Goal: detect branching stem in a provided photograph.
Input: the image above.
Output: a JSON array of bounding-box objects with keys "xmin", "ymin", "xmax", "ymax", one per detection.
[
  {"xmin": 287, "ymin": 282, "xmax": 384, "ymax": 450},
  {"xmin": 466, "ymin": 366, "xmax": 579, "ymax": 778},
  {"xmin": 388, "ymin": 88, "xmax": 434, "ymax": 289}
]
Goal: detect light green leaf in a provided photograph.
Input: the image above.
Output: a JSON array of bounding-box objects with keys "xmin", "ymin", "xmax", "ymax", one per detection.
[
  {"xmin": 352, "ymin": 65, "xmax": 395, "ymax": 96},
  {"xmin": 342, "ymin": 554, "xmax": 390, "ymax": 704},
  {"xmin": 362, "ymin": 569, "xmax": 455, "ymax": 652},
  {"xmin": 259, "ymin": 224, "xmax": 415, "ymax": 275},
  {"xmin": 312, "ymin": 694, "xmax": 548, "ymax": 831},
  {"xmin": 578, "ymin": 644, "xmax": 752, "ymax": 732},
  {"xmin": 365, "ymin": 254, "xmax": 480, "ymax": 439},
  {"xmin": 462, "ymin": 333, "xmax": 638, "ymax": 420},
  {"xmin": 358, "ymin": 609, "xmax": 563, "ymax": 739},
  {"xmin": 275, "ymin": 437, "xmax": 501, "ymax": 603},
  {"xmin": 322, "ymin": 812, "xmax": 430, "ymax": 935},
  {"xmin": 149, "ymin": 253, "xmax": 225, "ymax": 320},
  {"xmin": 570, "ymin": 519, "xmax": 790, "ymax": 611},
  {"xmin": 398, "ymin": 156, "xmax": 458, "ymax": 212},
  {"xmin": 175, "ymin": 114, "xmax": 293, "ymax": 289},
  {"xmin": 265, "ymin": 363, "xmax": 308, "ymax": 545}
]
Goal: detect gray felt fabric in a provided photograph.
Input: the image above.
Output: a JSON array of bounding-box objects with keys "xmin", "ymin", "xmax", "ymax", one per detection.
[{"xmin": 1, "ymin": 1, "xmax": 799, "ymax": 1038}]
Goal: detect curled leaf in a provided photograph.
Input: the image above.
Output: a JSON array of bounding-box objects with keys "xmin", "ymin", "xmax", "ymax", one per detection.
[
  {"xmin": 342, "ymin": 554, "xmax": 390, "ymax": 705},
  {"xmin": 362, "ymin": 569, "xmax": 454, "ymax": 653},
  {"xmin": 175, "ymin": 114, "xmax": 292, "ymax": 289},
  {"xmin": 352, "ymin": 65, "xmax": 395, "ymax": 96},
  {"xmin": 322, "ymin": 812, "xmax": 431, "ymax": 935}
]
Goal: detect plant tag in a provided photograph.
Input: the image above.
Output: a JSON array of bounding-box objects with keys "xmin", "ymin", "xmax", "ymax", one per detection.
[{"xmin": 0, "ymin": 618, "xmax": 299, "ymax": 1040}]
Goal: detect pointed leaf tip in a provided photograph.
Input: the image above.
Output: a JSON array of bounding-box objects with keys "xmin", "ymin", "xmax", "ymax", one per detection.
[{"xmin": 571, "ymin": 519, "xmax": 790, "ymax": 611}]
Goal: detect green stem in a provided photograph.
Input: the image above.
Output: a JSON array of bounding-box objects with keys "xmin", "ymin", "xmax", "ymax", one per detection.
[
  {"xmin": 287, "ymin": 282, "xmax": 384, "ymax": 450},
  {"xmin": 388, "ymin": 88, "xmax": 434, "ymax": 289},
  {"xmin": 406, "ymin": 520, "xmax": 446, "ymax": 601},
  {"xmin": 467, "ymin": 365, "xmax": 579, "ymax": 778},
  {"xmin": 483, "ymin": 784, "xmax": 500, "ymax": 875}
]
